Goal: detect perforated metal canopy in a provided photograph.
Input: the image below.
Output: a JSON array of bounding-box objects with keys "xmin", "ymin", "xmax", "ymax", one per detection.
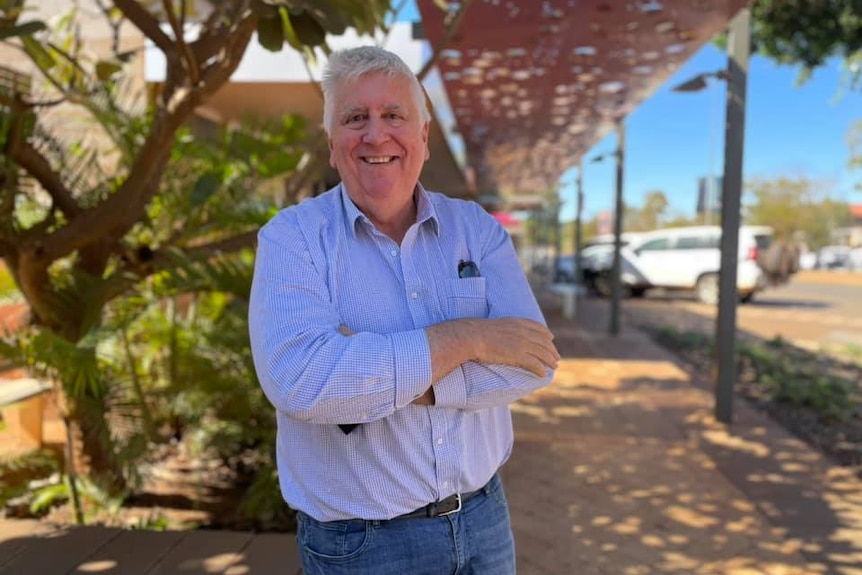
[{"xmin": 416, "ymin": 0, "xmax": 748, "ymax": 209}]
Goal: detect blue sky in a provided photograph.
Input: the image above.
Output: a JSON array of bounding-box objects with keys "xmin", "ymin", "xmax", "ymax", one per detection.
[
  {"xmin": 396, "ymin": 3, "xmax": 862, "ymax": 222},
  {"xmin": 572, "ymin": 44, "xmax": 862, "ymax": 222}
]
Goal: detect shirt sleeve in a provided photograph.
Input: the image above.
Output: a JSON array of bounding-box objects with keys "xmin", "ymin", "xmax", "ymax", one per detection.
[
  {"xmin": 431, "ymin": 205, "xmax": 554, "ymax": 410},
  {"xmin": 248, "ymin": 210, "xmax": 432, "ymax": 425}
]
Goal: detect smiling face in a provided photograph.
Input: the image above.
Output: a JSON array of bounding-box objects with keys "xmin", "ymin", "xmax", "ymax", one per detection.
[{"xmin": 328, "ymin": 71, "xmax": 430, "ymax": 235}]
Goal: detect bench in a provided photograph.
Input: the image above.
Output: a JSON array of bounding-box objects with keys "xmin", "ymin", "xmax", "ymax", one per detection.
[{"xmin": 0, "ymin": 378, "xmax": 53, "ymax": 450}]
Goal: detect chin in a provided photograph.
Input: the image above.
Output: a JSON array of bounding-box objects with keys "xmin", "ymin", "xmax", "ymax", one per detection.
[{"xmin": 358, "ymin": 179, "xmax": 406, "ymax": 198}]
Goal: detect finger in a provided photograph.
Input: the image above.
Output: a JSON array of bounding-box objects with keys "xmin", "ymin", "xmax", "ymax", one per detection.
[
  {"xmin": 525, "ymin": 342, "xmax": 560, "ymax": 369},
  {"xmin": 518, "ymin": 331, "xmax": 560, "ymax": 360}
]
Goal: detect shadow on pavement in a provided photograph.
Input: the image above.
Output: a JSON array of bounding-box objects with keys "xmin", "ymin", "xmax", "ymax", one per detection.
[{"xmin": 510, "ymin": 290, "xmax": 862, "ymax": 574}]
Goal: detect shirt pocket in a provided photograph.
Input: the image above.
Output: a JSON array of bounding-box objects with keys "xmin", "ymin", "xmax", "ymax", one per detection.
[{"xmin": 445, "ymin": 277, "xmax": 489, "ymax": 319}]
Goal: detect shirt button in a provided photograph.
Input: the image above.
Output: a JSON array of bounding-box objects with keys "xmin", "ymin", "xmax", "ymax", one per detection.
[
  {"xmin": 410, "ymin": 292, "xmax": 418, "ymax": 300},
  {"xmin": 390, "ymin": 249, "xmax": 398, "ymax": 257},
  {"xmin": 437, "ymin": 438, "xmax": 444, "ymax": 445},
  {"xmin": 442, "ymin": 481, "xmax": 449, "ymax": 488}
]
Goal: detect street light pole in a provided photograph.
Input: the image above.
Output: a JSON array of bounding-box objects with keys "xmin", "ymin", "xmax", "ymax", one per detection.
[
  {"xmin": 609, "ymin": 120, "xmax": 626, "ymax": 336},
  {"xmin": 714, "ymin": 7, "xmax": 751, "ymax": 424},
  {"xmin": 574, "ymin": 160, "xmax": 584, "ymax": 303}
]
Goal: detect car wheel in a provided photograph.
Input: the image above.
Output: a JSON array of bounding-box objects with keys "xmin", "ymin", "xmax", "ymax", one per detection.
[
  {"xmin": 739, "ymin": 292, "xmax": 754, "ymax": 304},
  {"xmin": 629, "ymin": 287, "xmax": 647, "ymax": 298},
  {"xmin": 695, "ymin": 273, "xmax": 720, "ymax": 305}
]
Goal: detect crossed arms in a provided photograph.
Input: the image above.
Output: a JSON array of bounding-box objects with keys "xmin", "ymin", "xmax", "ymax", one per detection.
[{"xmin": 248, "ymin": 210, "xmax": 559, "ymax": 425}]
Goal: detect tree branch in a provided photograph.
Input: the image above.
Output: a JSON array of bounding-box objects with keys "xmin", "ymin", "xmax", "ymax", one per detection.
[
  {"xmin": 195, "ymin": 10, "xmax": 257, "ymax": 100},
  {"xmin": 101, "ymin": 228, "xmax": 259, "ymax": 303},
  {"xmin": 0, "ymin": 91, "xmax": 65, "ymax": 110},
  {"xmin": 35, "ymin": 9, "xmax": 257, "ymax": 264},
  {"xmin": 112, "ymin": 0, "xmax": 174, "ymax": 55},
  {"xmin": 8, "ymin": 139, "xmax": 82, "ymax": 218},
  {"xmin": 184, "ymin": 229, "xmax": 258, "ymax": 258},
  {"xmin": 162, "ymin": 0, "xmax": 199, "ymax": 85},
  {"xmin": 0, "ymin": 238, "xmax": 13, "ymax": 259}
]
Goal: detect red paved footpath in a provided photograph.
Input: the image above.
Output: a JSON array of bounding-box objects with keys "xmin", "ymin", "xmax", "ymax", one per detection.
[
  {"xmin": 2, "ymin": 293, "xmax": 861, "ymax": 574},
  {"xmin": 503, "ymin": 289, "xmax": 861, "ymax": 575}
]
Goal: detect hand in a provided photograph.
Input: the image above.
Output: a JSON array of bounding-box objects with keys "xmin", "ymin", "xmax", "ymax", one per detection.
[
  {"xmin": 427, "ymin": 317, "xmax": 559, "ymax": 381},
  {"xmin": 468, "ymin": 318, "xmax": 559, "ymax": 377}
]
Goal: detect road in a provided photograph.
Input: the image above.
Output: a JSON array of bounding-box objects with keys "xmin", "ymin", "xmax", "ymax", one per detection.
[{"xmin": 623, "ymin": 273, "xmax": 862, "ymax": 356}]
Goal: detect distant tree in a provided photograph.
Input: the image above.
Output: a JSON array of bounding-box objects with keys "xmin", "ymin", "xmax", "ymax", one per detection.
[
  {"xmin": 662, "ymin": 212, "xmax": 703, "ymax": 228},
  {"xmin": 736, "ymin": 0, "xmax": 862, "ymax": 88},
  {"xmin": 745, "ymin": 176, "xmax": 852, "ymax": 248},
  {"xmin": 849, "ymin": 120, "xmax": 862, "ymax": 192},
  {"xmin": 625, "ymin": 190, "xmax": 669, "ymax": 232}
]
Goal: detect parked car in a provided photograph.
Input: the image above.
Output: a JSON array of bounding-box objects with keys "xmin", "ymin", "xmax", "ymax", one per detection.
[
  {"xmin": 589, "ymin": 225, "xmax": 775, "ymax": 304},
  {"xmin": 575, "ymin": 233, "xmax": 645, "ymax": 291},
  {"xmin": 553, "ymin": 254, "xmax": 578, "ymax": 283},
  {"xmin": 816, "ymin": 245, "xmax": 851, "ymax": 270}
]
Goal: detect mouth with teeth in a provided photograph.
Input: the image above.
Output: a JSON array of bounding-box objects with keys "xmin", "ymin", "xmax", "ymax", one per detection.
[{"xmin": 362, "ymin": 155, "xmax": 397, "ymax": 164}]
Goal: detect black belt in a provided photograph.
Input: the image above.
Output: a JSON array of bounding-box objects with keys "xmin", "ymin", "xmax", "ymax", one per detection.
[{"xmin": 395, "ymin": 489, "xmax": 481, "ymax": 520}]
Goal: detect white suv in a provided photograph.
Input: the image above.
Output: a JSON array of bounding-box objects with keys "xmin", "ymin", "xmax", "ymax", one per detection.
[{"xmin": 595, "ymin": 225, "xmax": 774, "ymax": 304}]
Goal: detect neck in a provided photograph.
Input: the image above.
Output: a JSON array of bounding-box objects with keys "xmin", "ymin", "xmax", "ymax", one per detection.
[{"xmin": 369, "ymin": 199, "xmax": 417, "ymax": 244}]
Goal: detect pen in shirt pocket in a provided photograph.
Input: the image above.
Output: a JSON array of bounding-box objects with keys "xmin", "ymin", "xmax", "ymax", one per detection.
[{"xmin": 458, "ymin": 260, "xmax": 480, "ymax": 278}]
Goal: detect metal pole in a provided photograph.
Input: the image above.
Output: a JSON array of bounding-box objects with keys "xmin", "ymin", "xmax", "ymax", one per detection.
[
  {"xmin": 552, "ymin": 197, "xmax": 562, "ymax": 282},
  {"xmin": 574, "ymin": 161, "xmax": 584, "ymax": 299},
  {"xmin": 714, "ymin": 7, "xmax": 750, "ymax": 424},
  {"xmin": 705, "ymin": 84, "xmax": 720, "ymax": 226},
  {"xmin": 609, "ymin": 120, "xmax": 625, "ymax": 336}
]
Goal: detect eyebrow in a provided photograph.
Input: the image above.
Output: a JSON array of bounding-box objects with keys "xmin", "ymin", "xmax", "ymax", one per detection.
[
  {"xmin": 339, "ymin": 105, "xmax": 366, "ymax": 120},
  {"xmin": 340, "ymin": 103, "xmax": 407, "ymax": 119}
]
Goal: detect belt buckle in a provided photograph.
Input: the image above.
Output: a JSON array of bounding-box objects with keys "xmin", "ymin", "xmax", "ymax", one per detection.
[{"xmin": 439, "ymin": 493, "xmax": 462, "ymax": 516}]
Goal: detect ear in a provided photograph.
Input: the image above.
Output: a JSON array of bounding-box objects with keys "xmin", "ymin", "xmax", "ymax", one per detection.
[
  {"xmin": 328, "ymin": 137, "xmax": 336, "ymax": 168},
  {"xmin": 422, "ymin": 122, "xmax": 430, "ymax": 161}
]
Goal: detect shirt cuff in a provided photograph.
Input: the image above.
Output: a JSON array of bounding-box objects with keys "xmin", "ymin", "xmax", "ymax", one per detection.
[
  {"xmin": 392, "ymin": 330, "xmax": 433, "ymax": 409},
  {"xmin": 429, "ymin": 367, "xmax": 468, "ymax": 409}
]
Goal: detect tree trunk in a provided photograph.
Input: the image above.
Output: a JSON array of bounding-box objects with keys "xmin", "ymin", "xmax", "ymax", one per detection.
[{"xmin": 64, "ymin": 389, "xmax": 127, "ymax": 494}]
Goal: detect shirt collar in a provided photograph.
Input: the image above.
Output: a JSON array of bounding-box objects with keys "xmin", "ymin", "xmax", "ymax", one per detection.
[{"xmin": 340, "ymin": 183, "xmax": 440, "ymax": 239}]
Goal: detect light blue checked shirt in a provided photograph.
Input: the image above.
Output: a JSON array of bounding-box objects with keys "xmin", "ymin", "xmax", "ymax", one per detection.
[{"xmin": 249, "ymin": 183, "xmax": 553, "ymax": 521}]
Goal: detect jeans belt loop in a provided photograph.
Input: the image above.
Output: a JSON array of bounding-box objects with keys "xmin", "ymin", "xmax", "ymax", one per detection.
[{"xmin": 438, "ymin": 493, "xmax": 462, "ymax": 517}]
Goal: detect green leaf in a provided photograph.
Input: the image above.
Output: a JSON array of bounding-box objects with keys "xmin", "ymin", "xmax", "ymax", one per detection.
[
  {"xmin": 301, "ymin": 1, "xmax": 348, "ymax": 36},
  {"xmin": 20, "ymin": 35, "xmax": 56, "ymax": 71},
  {"xmin": 289, "ymin": 11, "xmax": 327, "ymax": 48},
  {"xmin": 191, "ymin": 173, "xmax": 221, "ymax": 207},
  {"xmin": 29, "ymin": 482, "xmax": 68, "ymax": 514},
  {"xmin": 256, "ymin": 16, "xmax": 284, "ymax": 52},
  {"xmin": 0, "ymin": 20, "xmax": 46, "ymax": 40},
  {"xmin": 95, "ymin": 60, "xmax": 123, "ymax": 81},
  {"xmin": 279, "ymin": 6, "xmax": 301, "ymax": 49}
]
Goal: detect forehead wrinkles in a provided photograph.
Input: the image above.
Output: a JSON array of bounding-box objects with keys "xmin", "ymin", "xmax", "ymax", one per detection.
[
  {"xmin": 336, "ymin": 75, "xmax": 415, "ymax": 113},
  {"xmin": 339, "ymin": 102, "xmax": 409, "ymax": 117}
]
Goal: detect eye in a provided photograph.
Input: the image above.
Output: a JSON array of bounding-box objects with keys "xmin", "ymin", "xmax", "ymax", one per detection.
[{"xmin": 345, "ymin": 113, "xmax": 366, "ymax": 125}]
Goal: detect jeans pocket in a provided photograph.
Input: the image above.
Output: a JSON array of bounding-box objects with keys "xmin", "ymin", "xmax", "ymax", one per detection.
[
  {"xmin": 487, "ymin": 475, "xmax": 510, "ymax": 509},
  {"xmin": 298, "ymin": 514, "xmax": 372, "ymax": 562}
]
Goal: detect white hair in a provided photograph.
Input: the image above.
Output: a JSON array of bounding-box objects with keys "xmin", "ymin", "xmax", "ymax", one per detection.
[{"xmin": 321, "ymin": 45, "xmax": 431, "ymax": 135}]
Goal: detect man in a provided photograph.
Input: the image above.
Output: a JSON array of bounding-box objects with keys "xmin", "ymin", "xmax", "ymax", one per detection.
[{"xmin": 249, "ymin": 45, "xmax": 559, "ymax": 575}]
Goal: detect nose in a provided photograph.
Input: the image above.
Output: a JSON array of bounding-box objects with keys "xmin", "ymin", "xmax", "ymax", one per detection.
[{"xmin": 362, "ymin": 118, "xmax": 390, "ymax": 145}]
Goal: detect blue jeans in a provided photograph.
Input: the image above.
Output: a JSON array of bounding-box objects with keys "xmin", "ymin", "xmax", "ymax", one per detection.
[{"xmin": 295, "ymin": 473, "xmax": 515, "ymax": 575}]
